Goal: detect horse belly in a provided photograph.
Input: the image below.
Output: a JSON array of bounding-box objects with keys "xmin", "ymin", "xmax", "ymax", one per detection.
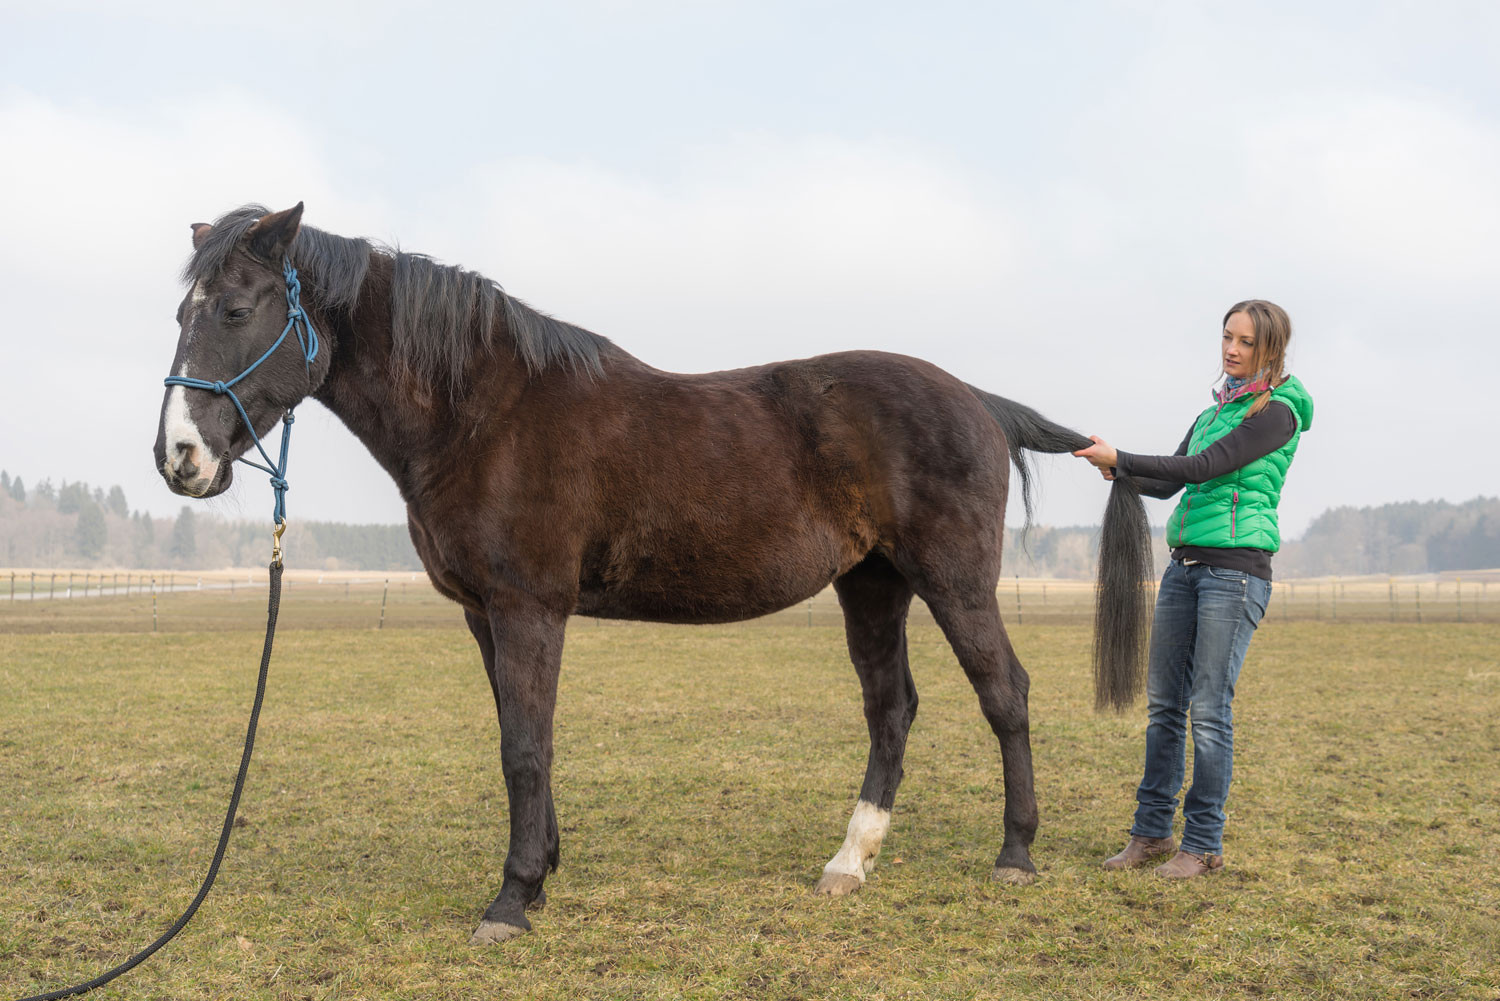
[{"xmin": 574, "ymin": 529, "xmax": 853, "ymax": 624}]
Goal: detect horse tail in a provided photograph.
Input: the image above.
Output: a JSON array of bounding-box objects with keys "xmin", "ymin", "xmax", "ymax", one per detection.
[{"xmin": 965, "ymin": 385, "xmax": 1153, "ymax": 712}]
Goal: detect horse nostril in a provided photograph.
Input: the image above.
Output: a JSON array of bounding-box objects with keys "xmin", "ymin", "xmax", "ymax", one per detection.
[{"xmin": 174, "ymin": 441, "xmax": 200, "ymax": 479}]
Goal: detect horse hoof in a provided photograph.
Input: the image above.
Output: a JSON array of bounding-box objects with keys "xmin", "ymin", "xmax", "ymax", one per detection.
[
  {"xmin": 992, "ymin": 865, "xmax": 1037, "ymax": 886},
  {"xmin": 469, "ymin": 919, "xmax": 529, "ymax": 945},
  {"xmin": 814, "ymin": 872, "xmax": 864, "ymax": 897}
]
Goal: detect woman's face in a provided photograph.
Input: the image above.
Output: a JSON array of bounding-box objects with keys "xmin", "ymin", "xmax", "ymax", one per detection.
[{"xmin": 1222, "ymin": 311, "xmax": 1258, "ymax": 380}]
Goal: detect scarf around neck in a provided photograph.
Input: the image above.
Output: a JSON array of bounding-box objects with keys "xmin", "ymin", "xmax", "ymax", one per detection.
[{"xmin": 1215, "ymin": 373, "xmax": 1272, "ymax": 405}]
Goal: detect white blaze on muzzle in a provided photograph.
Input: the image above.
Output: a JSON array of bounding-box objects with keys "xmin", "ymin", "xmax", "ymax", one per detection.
[{"xmin": 162, "ymin": 368, "xmax": 221, "ymax": 494}]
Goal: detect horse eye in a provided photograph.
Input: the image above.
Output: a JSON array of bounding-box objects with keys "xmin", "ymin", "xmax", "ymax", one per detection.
[{"xmin": 227, "ymin": 307, "xmax": 253, "ymax": 321}]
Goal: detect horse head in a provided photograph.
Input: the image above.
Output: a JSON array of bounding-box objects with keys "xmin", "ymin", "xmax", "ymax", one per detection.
[{"xmin": 154, "ymin": 203, "xmax": 328, "ymax": 501}]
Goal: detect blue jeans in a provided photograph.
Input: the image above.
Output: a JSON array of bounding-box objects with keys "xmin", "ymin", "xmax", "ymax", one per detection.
[{"xmin": 1131, "ymin": 559, "xmax": 1271, "ymax": 855}]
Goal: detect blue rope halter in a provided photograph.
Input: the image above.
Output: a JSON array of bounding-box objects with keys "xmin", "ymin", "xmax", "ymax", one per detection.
[{"xmin": 163, "ymin": 258, "xmax": 320, "ymax": 528}]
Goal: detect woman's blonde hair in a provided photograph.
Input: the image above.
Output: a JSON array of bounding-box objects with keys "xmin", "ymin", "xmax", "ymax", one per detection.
[{"xmin": 1223, "ymin": 299, "xmax": 1291, "ymax": 417}]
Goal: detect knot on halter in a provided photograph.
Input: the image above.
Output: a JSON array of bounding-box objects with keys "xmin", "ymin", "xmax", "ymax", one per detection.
[
  {"xmin": 282, "ymin": 412, "xmax": 295, "ymax": 426},
  {"xmin": 269, "ymin": 477, "xmax": 289, "ymax": 492},
  {"xmin": 211, "ymin": 380, "xmax": 229, "ymax": 395},
  {"xmin": 282, "ymin": 258, "xmax": 319, "ymax": 369}
]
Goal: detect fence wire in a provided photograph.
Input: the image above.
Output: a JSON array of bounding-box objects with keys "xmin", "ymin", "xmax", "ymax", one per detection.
[{"xmin": 3, "ymin": 567, "xmax": 1497, "ymax": 635}]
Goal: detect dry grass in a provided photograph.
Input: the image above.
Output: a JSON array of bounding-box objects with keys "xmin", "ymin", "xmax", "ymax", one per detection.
[{"xmin": 1, "ymin": 599, "xmax": 1497, "ymax": 999}]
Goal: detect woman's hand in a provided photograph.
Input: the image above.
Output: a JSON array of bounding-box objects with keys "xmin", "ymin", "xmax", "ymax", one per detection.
[{"xmin": 1072, "ymin": 435, "xmax": 1118, "ymax": 481}]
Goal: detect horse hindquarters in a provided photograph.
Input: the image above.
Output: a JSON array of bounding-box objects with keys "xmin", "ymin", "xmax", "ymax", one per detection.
[
  {"xmin": 817, "ymin": 556, "xmax": 918, "ymax": 895},
  {"xmin": 466, "ymin": 596, "xmax": 567, "ymax": 945}
]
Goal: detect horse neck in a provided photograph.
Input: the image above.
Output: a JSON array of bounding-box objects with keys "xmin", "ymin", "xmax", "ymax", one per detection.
[{"xmin": 309, "ymin": 253, "xmax": 529, "ymax": 503}]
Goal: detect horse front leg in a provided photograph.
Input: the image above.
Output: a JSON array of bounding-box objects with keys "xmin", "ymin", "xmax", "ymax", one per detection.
[
  {"xmin": 468, "ymin": 595, "xmax": 566, "ymax": 945},
  {"xmin": 464, "ymin": 609, "xmax": 554, "ymax": 917}
]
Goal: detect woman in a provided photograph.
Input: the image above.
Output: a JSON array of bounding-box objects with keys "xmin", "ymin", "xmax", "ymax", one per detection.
[{"xmin": 1073, "ymin": 300, "xmax": 1313, "ymax": 878}]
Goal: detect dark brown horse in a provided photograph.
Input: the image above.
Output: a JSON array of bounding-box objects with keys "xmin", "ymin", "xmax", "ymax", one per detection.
[{"xmin": 155, "ymin": 204, "xmax": 1152, "ymax": 945}]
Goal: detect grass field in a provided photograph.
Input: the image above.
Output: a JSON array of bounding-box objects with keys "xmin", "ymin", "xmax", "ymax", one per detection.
[{"xmin": 1, "ymin": 590, "xmax": 1498, "ymax": 999}]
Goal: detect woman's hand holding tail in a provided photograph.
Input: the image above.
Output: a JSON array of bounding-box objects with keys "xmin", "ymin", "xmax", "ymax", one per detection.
[{"xmin": 1072, "ymin": 435, "xmax": 1118, "ymax": 481}]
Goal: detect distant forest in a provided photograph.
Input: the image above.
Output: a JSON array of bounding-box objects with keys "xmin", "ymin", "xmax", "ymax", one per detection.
[
  {"xmin": 1, "ymin": 469, "xmax": 1496, "ymax": 577},
  {"xmin": 995, "ymin": 496, "xmax": 1500, "ymax": 578},
  {"xmin": 0, "ymin": 471, "xmax": 420, "ymax": 572}
]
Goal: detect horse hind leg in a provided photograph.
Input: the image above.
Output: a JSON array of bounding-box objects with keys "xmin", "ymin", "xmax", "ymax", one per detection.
[
  {"xmin": 924, "ymin": 591, "xmax": 1039, "ymax": 885},
  {"xmin": 816, "ymin": 556, "xmax": 918, "ymax": 897}
]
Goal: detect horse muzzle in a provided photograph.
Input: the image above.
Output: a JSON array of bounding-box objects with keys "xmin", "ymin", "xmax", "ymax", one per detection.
[{"xmin": 161, "ymin": 440, "xmax": 228, "ymax": 497}]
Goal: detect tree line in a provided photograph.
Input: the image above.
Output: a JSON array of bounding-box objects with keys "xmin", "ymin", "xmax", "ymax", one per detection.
[
  {"xmin": 0, "ymin": 471, "xmax": 421, "ymax": 571},
  {"xmin": 2, "ymin": 470, "xmax": 1496, "ymax": 576},
  {"xmin": 1001, "ymin": 497, "xmax": 1500, "ymax": 577},
  {"xmin": 1280, "ymin": 496, "xmax": 1500, "ymax": 576}
]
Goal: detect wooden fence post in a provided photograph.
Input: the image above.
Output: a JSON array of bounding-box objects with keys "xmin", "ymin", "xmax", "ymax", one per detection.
[{"xmin": 378, "ymin": 579, "xmax": 389, "ymax": 630}]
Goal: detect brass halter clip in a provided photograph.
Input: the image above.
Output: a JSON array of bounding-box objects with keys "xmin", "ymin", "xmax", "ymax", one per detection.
[{"xmin": 272, "ymin": 519, "xmax": 287, "ymax": 567}]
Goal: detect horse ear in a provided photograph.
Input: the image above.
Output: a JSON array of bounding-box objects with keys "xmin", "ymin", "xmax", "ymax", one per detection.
[
  {"xmin": 245, "ymin": 202, "xmax": 305, "ymax": 262},
  {"xmin": 190, "ymin": 223, "xmax": 212, "ymax": 250}
]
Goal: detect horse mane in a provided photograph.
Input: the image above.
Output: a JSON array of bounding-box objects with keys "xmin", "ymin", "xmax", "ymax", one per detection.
[{"xmin": 183, "ymin": 204, "xmax": 609, "ymax": 386}]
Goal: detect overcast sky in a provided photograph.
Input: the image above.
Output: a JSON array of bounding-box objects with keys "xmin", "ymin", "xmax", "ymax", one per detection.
[{"xmin": 1, "ymin": 1, "xmax": 1495, "ymax": 538}]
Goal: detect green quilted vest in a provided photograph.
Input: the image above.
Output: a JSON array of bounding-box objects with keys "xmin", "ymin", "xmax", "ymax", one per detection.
[{"xmin": 1165, "ymin": 375, "xmax": 1314, "ymax": 552}]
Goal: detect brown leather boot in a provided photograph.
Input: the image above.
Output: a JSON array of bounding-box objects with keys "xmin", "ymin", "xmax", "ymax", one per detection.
[
  {"xmin": 1154, "ymin": 850, "xmax": 1224, "ymax": 878},
  {"xmin": 1102, "ymin": 835, "xmax": 1177, "ymax": 870}
]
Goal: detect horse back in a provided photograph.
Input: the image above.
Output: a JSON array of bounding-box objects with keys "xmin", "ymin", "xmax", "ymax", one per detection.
[{"xmin": 579, "ymin": 350, "xmax": 1011, "ymax": 618}]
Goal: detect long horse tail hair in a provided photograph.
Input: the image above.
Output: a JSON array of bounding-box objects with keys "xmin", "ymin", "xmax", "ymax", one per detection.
[{"xmin": 965, "ymin": 385, "xmax": 1154, "ymax": 712}]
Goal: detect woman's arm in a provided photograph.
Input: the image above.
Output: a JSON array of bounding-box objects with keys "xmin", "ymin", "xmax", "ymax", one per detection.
[
  {"xmin": 1117, "ymin": 402, "xmax": 1296, "ymax": 485},
  {"xmin": 1118, "ymin": 426, "xmax": 1192, "ymax": 499},
  {"xmin": 1073, "ymin": 426, "xmax": 1191, "ymax": 498}
]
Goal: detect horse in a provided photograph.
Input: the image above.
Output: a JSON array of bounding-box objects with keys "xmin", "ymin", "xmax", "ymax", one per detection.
[{"xmin": 155, "ymin": 203, "xmax": 1152, "ymax": 945}]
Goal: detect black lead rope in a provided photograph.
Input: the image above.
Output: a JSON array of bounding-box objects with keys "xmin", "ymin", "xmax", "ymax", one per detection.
[{"xmin": 10, "ymin": 561, "xmax": 283, "ymax": 1001}]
